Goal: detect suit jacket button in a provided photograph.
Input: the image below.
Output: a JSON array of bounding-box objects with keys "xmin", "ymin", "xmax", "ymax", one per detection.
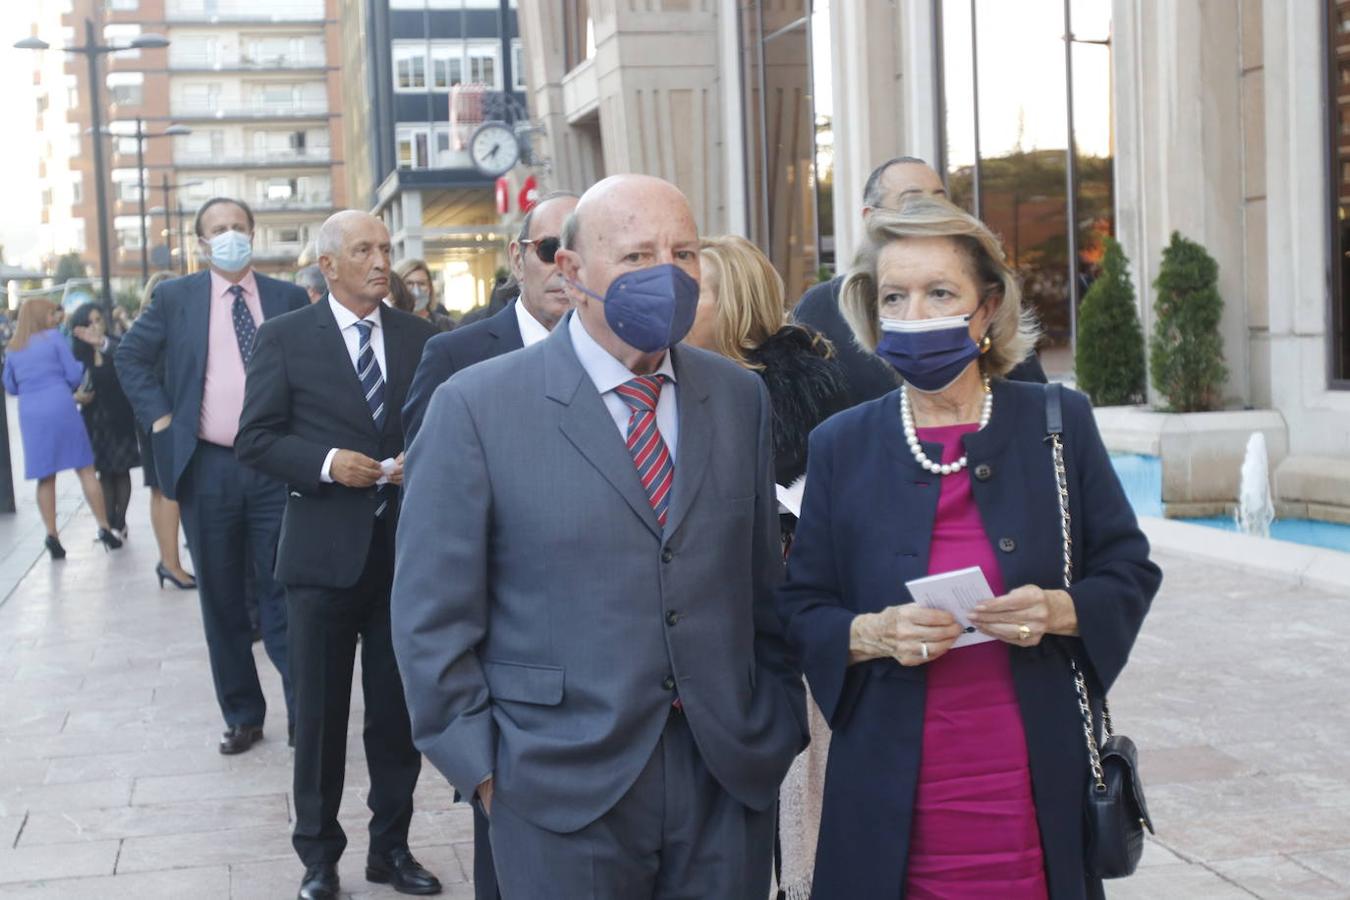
[
  {"xmin": 662, "ymin": 676, "xmax": 676, "ymax": 691},
  {"xmin": 666, "ymin": 610, "xmax": 679, "ymax": 626},
  {"xmin": 661, "ymin": 547, "xmax": 674, "ymax": 563},
  {"xmin": 998, "ymin": 537, "xmax": 1017, "ymax": 553},
  {"xmin": 974, "ymin": 463, "xmax": 993, "ymax": 481}
]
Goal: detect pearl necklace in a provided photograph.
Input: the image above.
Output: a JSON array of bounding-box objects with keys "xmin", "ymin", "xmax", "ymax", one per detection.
[{"xmin": 900, "ymin": 378, "xmax": 993, "ymax": 476}]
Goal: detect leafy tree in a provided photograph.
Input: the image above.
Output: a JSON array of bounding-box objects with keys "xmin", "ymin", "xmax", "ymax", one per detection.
[
  {"xmin": 1074, "ymin": 237, "xmax": 1146, "ymax": 406},
  {"xmin": 54, "ymin": 252, "xmax": 87, "ymax": 283},
  {"xmin": 1149, "ymin": 231, "xmax": 1227, "ymax": 412},
  {"xmin": 115, "ymin": 285, "xmax": 142, "ymax": 315}
]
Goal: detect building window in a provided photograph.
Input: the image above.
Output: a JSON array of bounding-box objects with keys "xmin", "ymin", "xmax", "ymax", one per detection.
[
  {"xmin": 564, "ymin": 0, "xmax": 594, "ymax": 71},
  {"xmin": 512, "ymin": 40, "xmax": 526, "ymax": 91},
  {"xmin": 432, "ymin": 44, "xmax": 464, "ymax": 90},
  {"xmin": 396, "ymin": 125, "xmax": 430, "ymax": 169},
  {"xmin": 106, "ymin": 71, "xmax": 144, "ymax": 107},
  {"xmin": 394, "ymin": 44, "xmax": 427, "ymax": 91},
  {"xmin": 112, "ymin": 168, "xmax": 146, "ymax": 202},
  {"xmin": 107, "ymin": 0, "xmax": 140, "ymax": 9},
  {"xmin": 467, "ymin": 43, "xmax": 498, "ymax": 88},
  {"xmin": 1330, "ymin": 0, "xmax": 1350, "ymax": 383},
  {"xmin": 72, "ymin": 172, "xmax": 83, "ymax": 205}
]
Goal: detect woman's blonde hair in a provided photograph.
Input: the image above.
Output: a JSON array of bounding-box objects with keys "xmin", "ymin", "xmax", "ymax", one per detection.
[
  {"xmin": 141, "ymin": 270, "xmax": 175, "ymax": 311},
  {"xmin": 9, "ymin": 297, "xmax": 59, "ymax": 353},
  {"xmin": 698, "ymin": 235, "xmax": 789, "ymax": 370},
  {"xmin": 394, "ymin": 258, "xmax": 435, "ymax": 306},
  {"xmin": 839, "ymin": 197, "xmax": 1039, "ymax": 378}
]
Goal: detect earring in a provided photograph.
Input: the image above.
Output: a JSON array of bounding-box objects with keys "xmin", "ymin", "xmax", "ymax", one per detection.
[{"xmin": 979, "ymin": 333, "xmax": 993, "ymax": 355}]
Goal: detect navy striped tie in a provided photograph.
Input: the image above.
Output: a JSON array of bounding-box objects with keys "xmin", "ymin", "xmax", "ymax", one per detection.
[
  {"xmin": 615, "ymin": 375, "xmax": 675, "ymax": 528},
  {"xmin": 354, "ymin": 321, "xmax": 388, "ymax": 516}
]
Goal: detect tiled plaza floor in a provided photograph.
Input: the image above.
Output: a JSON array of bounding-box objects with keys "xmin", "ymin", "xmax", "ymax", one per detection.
[{"xmin": 1, "ymin": 411, "xmax": 1349, "ymax": 896}]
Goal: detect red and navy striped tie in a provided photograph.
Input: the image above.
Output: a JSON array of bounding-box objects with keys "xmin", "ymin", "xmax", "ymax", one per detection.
[{"xmin": 615, "ymin": 375, "xmax": 674, "ymax": 528}]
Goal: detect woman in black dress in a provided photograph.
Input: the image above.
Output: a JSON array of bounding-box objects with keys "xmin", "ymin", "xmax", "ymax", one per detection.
[{"xmin": 69, "ymin": 303, "xmax": 141, "ymax": 540}]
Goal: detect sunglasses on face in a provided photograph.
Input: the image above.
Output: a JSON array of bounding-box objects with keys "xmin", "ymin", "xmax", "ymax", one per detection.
[{"xmin": 520, "ymin": 236, "xmax": 561, "ymax": 264}]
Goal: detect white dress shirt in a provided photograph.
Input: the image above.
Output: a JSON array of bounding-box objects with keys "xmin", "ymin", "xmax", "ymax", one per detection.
[
  {"xmin": 568, "ymin": 311, "xmax": 678, "ymax": 459},
  {"xmin": 321, "ymin": 294, "xmax": 388, "ymax": 482},
  {"xmin": 513, "ymin": 297, "xmax": 551, "ymax": 348}
]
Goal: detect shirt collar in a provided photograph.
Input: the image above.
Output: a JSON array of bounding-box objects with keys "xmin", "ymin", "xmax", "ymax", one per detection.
[
  {"xmin": 327, "ymin": 294, "xmax": 383, "ymax": 330},
  {"xmin": 211, "ymin": 269, "xmax": 258, "ymax": 300},
  {"xmin": 513, "ymin": 296, "xmax": 551, "ymax": 348},
  {"xmin": 568, "ymin": 311, "xmax": 676, "ymax": 397}
]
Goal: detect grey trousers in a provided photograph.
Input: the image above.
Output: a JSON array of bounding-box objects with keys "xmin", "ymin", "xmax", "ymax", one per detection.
[{"xmin": 488, "ymin": 710, "xmax": 775, "ymax": 900}]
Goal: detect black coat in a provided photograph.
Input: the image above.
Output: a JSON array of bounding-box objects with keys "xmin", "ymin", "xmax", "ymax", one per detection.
[
  {"xmin": 777, "ymin": 379, "xmax": 1161, "ymax": 899},
  {"xmin": 401, "ymin": 299, "xmax": 524, "ymax": 446},
  {"xmin": 793, "ymin": 275, "xmax": 1048, "ymax": 407},
  {"xmin": 746, "ymin": 325, "xmax": 849, "ymax": 487},
  {"xmin": 234, "ymin": 299, "xmax": 436, "ymax": 589},
  {"xmin": 78, "ymin": 335, "xmax": 140, "ymax": 474}
]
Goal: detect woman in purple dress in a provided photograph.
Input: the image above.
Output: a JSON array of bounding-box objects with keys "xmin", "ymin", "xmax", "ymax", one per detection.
[
  {"xmin": 3, "ymin": 298, "xmax": 122, "ymax": 559},
  {"xmin": 778, "ymin": 198, "xmax": 1160, "ymax": 898}
]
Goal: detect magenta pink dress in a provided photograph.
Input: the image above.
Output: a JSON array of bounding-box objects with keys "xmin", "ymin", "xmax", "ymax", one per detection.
[{"xmin": 904, "ymin": 423, "xmax": 1049, "ymax": 899}]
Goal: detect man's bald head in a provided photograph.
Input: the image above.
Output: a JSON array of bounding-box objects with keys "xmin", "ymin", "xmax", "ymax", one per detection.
[
  {"xmin": 560, "ymin": 174, "xmax": 697, "ymax": 257},
  {"xmin": 317, "ymin": 210, "xmax": 392, "ymax": 313}
]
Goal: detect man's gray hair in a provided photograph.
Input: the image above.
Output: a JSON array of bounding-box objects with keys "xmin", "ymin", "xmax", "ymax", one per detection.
[
  {"xmin": 295, "ymin": 264, "xmax": 326, "ymax": 293},
  {"xmin": 314, "ymin": 212, "xmax": 362, "ymax": 258},
  {"xmin": 862, "ymin": 156, "xmax": 933, "ymax": 207}
]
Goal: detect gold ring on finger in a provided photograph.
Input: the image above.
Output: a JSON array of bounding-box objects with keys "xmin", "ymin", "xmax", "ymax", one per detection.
[{"xmin": 1017, "ymin": 624, "xmax": 1031, "ymax": 642}]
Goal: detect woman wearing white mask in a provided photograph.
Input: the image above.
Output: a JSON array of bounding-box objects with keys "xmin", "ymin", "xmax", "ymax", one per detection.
[
  {"xmin": 777, "ymin": 197, "xmax": 1161, "ymax": 899},
  {"xmin": 394, "ymin": 258, "xmax": 455, "ymax": 332}
]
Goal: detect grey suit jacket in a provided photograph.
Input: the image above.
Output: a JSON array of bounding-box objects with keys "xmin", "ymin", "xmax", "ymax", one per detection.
[{"xmin": 391, "ymin": 315, "xmax": 807, "ymax": 834}]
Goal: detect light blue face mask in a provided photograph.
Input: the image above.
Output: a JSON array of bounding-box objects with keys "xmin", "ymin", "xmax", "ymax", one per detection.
[{"xmin": 207, "ymin": 230, "xmax": 253, "ymax": 273}]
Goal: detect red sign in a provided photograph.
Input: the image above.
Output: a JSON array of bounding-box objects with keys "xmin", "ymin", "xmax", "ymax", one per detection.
[
  {"xmin": 518, "ymin": 175, "xmax": 539, "ymax": 214},
  {"xmin": 495, "ymin": 177, "xmax": 510, "ymax": 215}
]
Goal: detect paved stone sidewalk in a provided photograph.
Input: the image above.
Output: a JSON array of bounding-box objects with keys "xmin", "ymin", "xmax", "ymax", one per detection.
[{"xmin": 1, "ymin": 443, "xmax": 1349, "ymax": 895}]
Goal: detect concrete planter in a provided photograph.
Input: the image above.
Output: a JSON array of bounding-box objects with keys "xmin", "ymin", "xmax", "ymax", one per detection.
[{"xmin": 1094, "ymin": 405, "xmax": 1289, "ymax": 517}]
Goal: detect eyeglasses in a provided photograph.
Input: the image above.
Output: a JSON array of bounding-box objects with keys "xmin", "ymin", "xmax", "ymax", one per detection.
[{"xmin": 519, "ymin": 236, "xmax": 561, "ymax": 264}]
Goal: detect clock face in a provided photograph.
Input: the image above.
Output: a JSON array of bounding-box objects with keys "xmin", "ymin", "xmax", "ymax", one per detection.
[{"xmin": 470, "ymin": 122, "xmax": 520, "ymax": 177}]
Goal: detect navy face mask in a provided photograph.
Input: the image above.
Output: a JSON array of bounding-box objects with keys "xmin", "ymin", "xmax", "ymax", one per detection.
[
  {"xmin": 570, "ymin": 263, "xmax": 700, "ymax": 353},
  {"xmin": 876, "ymin": 313, "xmax": 982, "ymax": 393}
]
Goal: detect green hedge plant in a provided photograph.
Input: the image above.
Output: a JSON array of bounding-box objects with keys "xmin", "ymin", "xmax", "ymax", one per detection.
[
  {"xmin": 1074, "ymin": 237, "xmax": 1146, "ymax": 406},
  {"xmin": 1149, "ymin": 231, "xmax": 1227, "ymax": 412}
]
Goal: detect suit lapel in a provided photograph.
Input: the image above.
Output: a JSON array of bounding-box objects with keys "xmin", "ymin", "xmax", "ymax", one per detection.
[
  {"xmin": 316, "ymin": 301, "xmax": 379, "ymax": 439},
  {"xmin": 544, "ymin": 320, "xmax": 662, "ymax": 540},
  {"xmin": 488, "ymin": 301, "xmax": 525, "ymax": 352},
  {"xmin": 380, "ymin": 312, "xmax": 413, "ymax": 437},
  {"xmin": 186, "ymin": 271, "xmax": 212, "ymax": 392},
  {"xmin": 255, "ymin": 274, "xmax": 288, "ymax": 321},
  {"xmin": 663, "ymin": 345, "xmax": 711, "ymax": 540}
]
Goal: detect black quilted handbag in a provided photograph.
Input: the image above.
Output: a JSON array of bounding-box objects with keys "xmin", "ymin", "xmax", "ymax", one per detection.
[{"xmin": 1046, "ymin": 384, "xmax": 1155, "ymax": 879}]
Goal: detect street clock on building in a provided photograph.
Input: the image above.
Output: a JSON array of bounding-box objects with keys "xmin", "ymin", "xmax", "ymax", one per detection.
[{"xmin": 469, "ymin": 121, "xmax": 521, "ymax": 178}]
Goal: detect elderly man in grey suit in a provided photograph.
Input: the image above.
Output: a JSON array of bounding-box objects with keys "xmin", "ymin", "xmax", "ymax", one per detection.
[{"xmin": 391, "ymin": 174, "xmax": 806, "ymax": 899}]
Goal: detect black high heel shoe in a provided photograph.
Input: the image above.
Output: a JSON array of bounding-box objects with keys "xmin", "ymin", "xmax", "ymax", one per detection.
[
  {"xmin": 156, "ymin": 562, "xmax": 197, "ymax": 590},
  {"xmin": 45, "ymin": 535, "xmax": 66, "ymax": 560},
  {"xmin": 96, "ymin": 528, "xmax": 123, "ymax": 551}
]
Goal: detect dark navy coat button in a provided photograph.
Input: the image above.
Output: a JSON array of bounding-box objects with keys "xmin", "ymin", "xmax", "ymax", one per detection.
[
  {"xmin": 666, "ymin": 611, "xmax": 679, "ymax": 626},
  {"xmin": 998, "ymin": 537, "xmax": 1017, "ymax": 553},
  {"xmin": 661, "ymin": 547, "xmax": 674, "ymax": 563},
  {"xmin": 663, "ymin": 676, "xmax": 677, "ymax": 691},
  {"xmin": 974, "ymin": 463, "xmax": 993, "ymax": 481}
]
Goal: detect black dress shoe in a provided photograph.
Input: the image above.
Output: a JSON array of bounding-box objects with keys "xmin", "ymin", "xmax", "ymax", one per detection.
[
  {"xmin": 366, "ymin": 847, "xmax": 442, "ymax": 895},
  {"xmin": 218, "ymin": 724, "xmax": 263, "ymax": 755},
  {"xmin": 298, "ymin": 862, "xmax": 339, "ymax": 900}
]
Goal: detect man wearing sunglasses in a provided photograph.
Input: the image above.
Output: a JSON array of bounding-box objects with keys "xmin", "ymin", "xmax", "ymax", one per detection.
[{"xmin": 402, "ymin": 192, "xmax": 579, "ymax": 448}]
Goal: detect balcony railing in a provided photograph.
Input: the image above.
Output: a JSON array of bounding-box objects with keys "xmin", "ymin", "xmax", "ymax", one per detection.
[
  {"xmin": 170, "ymin": 99, "xmax": 329, "ymax": 118},
  {"xmin": 165, "ymin": 3, "xmax": 325, "ymax": 23},
  {"xmin": 168, "ymin": 53, "xmax": 326, "ymax": 71},
  {"xmin": 175, "ymin": 149, "xmax": 333, "ymax": 167},
  {"xmin": 252, "ymin": 195, "xmax": 332, "ymax": 211}
]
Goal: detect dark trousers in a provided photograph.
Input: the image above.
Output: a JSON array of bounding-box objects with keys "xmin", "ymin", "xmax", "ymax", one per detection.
[
  {"xmin": 474, "ymin": 802, "xmax": 500, "ymax": 900},
  {"xmin": 177, "ymin": 442, "xmax": 291, "ymax": 729},
  {"xmin": 288, "ymin": 521, "xmax": 422, "ymax": 866},
  {"xmin": 488, "ymin": 711, "xmax": 775, "ymax": 899}
]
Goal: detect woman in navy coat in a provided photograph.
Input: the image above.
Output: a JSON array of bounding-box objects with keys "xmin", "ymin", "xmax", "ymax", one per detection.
[{"xmin": 777, "ymin": 198, "xmax": 1161, "ymax": 899}]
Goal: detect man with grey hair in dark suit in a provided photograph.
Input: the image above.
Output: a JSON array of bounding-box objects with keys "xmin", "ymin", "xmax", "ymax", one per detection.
[{"xmin": 392, "ymin": 174, "xmax": 807, "ymax": 899}]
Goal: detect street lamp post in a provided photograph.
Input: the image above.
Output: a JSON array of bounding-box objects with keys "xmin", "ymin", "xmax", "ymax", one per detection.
[
  {"xmin": 154, "ymin": 177, "xmax": 201, "ymax": 275},
  {"xmin": 15, "ymin": 21, "xmax": 169, "ymax": 315},
  {"xmin": 131, "ymin": 120, "xmax": 191, "ymax": 283}
]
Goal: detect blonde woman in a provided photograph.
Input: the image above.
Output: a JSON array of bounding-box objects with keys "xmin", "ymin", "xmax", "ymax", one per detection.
[
  {"xmin": 394, "ymin": 258, "xmax": 455, "ymax": 332},
  {"xmin": 684, "ymin": 235, "xmax": 846, "ymax": 900},
  {"xmin": 2, "ymin": 298, "xmax": 121, "ymax": 558},
  {"xmin": 777, "ymin": 197, "xmax": 1160, "ymax": 898}
]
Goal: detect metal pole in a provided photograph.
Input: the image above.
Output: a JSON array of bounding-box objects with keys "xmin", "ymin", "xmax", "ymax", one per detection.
[
  {"xmin": 178, "ymin": 205, "xmax": 188, "ymax": 275},
  {"xmin": 498, "ymin": 0, "xmax": 513, "ymax": 121},
  {"xmin": 969, "ymin": 0, "xmax": 982, "ymax": 219},
  {"xmin": 162, "ymin": 174, "xmax": 173, "ymax": 274},
  {"xmin": 136, "ymin": 118, "xmax": 149, "ymax": 285},
  {"xmin": 1063, "ymin": 0, "xmax": 1080, "ymax": 355},
  {"xmin": 85, "ymin": 18, "xmax": 115, "ymax": 315}
]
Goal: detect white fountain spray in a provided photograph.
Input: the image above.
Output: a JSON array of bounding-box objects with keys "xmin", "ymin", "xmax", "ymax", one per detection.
[{"xmin": 1235, "ymin": 432, "xmax": 1275, "ymax": 538}]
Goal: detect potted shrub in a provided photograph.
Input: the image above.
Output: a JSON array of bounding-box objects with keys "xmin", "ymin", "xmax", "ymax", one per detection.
[{"xmin": 1074, "ymin": 237, "xmax": 1146, "ymax": 406}]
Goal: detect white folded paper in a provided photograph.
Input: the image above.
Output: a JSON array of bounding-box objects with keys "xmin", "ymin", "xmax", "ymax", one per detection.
[
  {"xmin": 775, "ymin": 475, "xmax": 806, "ymax": 518},
  {"xmin": 904, "ymin": 566, "xmax": 997, "ymax": 649},
  {"xmin": 375, "ymin": 457, "xmax": 398, "ymax": 486}
]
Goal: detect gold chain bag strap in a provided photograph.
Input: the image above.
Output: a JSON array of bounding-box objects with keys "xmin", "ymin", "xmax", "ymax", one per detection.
[{"xmin": 1045, "ymin": 383, "xmax": 1154, "ymax": 879}]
